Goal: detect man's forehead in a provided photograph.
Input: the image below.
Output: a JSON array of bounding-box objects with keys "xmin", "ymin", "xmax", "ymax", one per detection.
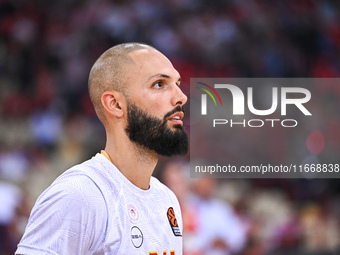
[
  {"xmin": 128, "ymin": 48, "xmax": 178, "ymax": 76},
  {"xmin": 128, "ymin": 48, "xmax": 162, "ymax": 62}
]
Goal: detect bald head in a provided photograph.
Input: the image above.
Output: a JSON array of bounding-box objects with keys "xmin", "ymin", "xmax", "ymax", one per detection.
[{"xmin": 88, "ymin": 42, "xmax": 155, "ymax": 121}]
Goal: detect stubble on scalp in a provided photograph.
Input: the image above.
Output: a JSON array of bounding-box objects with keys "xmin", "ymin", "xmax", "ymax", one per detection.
[{"xmin": 88, "ymin": 43, "xmax": 154, "ymax": 124}]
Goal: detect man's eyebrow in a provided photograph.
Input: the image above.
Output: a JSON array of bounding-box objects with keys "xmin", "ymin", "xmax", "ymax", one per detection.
[{"xmin": 148, "ymin": 73, "xmax": 181, "ymax": 82}]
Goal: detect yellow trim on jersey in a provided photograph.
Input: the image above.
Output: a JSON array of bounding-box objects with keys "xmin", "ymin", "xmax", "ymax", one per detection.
[{"xmin": 101, "ymin": 150, "xmax": 113, "ymax": 163}]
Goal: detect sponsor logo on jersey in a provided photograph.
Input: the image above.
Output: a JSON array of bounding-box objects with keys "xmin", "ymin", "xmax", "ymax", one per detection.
[
  {"xmin": 131, "ymin": 226, "xmax": 143, "ymax": 248},
  {"xmin": 128, "ymin": 204, "xmax": 140, "ymax": 223},
  {"xmin": 167, "ymin": 207, "xmax": 182, "ymax": 236}
]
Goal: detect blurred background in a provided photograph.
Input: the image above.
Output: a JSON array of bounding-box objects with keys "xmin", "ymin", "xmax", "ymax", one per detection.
[{"xmin": 0, "ymin": 0, "xmax": 339, "ymax": 254}]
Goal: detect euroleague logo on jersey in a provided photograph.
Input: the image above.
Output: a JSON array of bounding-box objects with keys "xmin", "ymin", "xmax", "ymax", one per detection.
[{"xmin": 167, "ymin": 207, "xmax": 182, "ymax": 237}]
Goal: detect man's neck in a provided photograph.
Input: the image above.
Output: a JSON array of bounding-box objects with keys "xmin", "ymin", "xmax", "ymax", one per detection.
[{"xmin": 104, "ymin": 137, "xmax": 158, "ymax": 190}]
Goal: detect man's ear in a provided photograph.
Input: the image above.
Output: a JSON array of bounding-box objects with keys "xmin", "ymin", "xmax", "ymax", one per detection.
[{"xmin": 101, "ymin": 91, "xmax": 125, "ymax": 118}]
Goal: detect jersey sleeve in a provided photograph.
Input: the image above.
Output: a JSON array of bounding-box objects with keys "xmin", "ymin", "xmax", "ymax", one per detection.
[{"xmin": 16, "ymin": 175, "xmax": 106, "ymax": 255}]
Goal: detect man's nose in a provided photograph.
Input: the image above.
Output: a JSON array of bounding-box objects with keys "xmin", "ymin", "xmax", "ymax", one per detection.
[{"xmin": 171, "ymin": 84, "xmax": 187, "ymax": 107}]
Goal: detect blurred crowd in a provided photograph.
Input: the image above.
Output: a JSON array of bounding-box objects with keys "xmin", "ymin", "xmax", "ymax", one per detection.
[{"xmin": 0, "ymin": 0, "xmax": 339, "ymax": 254}]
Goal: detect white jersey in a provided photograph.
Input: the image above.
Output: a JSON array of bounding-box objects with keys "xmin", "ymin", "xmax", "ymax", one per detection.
[{"xmin": 16, "ymin": 153, "xmax": 183, "ymax": 255}]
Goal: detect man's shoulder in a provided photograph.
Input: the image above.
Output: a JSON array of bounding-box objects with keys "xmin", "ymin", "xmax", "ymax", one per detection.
[
  {"xmin": 54, "ymin": 153, "xmax": 111, "ymax": 187},
  {"xmin": 150, "ymin": 176, "xmax": 169, "ymax": 191},
  {"xmin": 37, "ymin": 154, "xmax": 113, "ymax": 205},
  {"xmin": 150, "ymin": 176, "xmax": 179, "ymax": 203}
]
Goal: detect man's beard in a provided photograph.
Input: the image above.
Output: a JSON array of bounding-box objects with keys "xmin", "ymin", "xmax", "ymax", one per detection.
[{"xmin": 125, "ymin": 103, "xmax": 188, "ymax": 157}]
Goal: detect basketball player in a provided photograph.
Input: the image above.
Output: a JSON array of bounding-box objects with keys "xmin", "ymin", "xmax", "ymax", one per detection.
[{"xmin": 16, "ymin": 43, "xmax": 188, "ymax": 255}]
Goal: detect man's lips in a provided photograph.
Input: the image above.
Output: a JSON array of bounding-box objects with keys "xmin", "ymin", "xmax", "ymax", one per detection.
[{"xmin": 167, "ymin": 111, "xmax": 184, "ymax": 125}]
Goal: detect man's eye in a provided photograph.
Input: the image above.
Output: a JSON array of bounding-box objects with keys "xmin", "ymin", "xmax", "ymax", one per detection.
[{"xmin": 153, "ymin": 81, "xmax": 164, "ymax": 89}]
